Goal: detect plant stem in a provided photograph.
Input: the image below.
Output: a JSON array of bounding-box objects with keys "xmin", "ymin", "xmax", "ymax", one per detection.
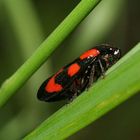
[
  {"xmin": 1, "ymin": 1, "xmax": 51, "ymax": 139},
  {"xmin": 0, "ymin": 0, "xmax": 101, "ymax": 107},
  {"xmin": 24, "ymin": 43, "xmax": 140, "ymax": 140}
]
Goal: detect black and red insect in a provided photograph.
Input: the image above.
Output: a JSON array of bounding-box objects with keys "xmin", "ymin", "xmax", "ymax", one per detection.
[{"xmin": 37, "ymin": 44, "xmax": 121, "ymax": 102}]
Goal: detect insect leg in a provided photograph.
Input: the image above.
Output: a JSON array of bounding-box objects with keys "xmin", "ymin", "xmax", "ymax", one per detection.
[
  {"xmin": 86, "ymin": 64, "xmax": 95, "ymax": 89},
  {"xmin": 67, "ymin": 80, "xmax": 80, "ymax": 103},
  {"xmin": 98, "ymin": 59, "xmax": 105, "ymax": 78}
]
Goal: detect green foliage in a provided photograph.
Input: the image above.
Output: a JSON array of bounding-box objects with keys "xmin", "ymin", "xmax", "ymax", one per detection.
[
  {"xmin": 1, "ymin": 0, "xmax": 140, "ymax": 139},
  {"xmin": 24, "ymin": 43, "xmax": 140, "ymax": 140},
  {"xmin": 0, "ymin": 0, "xmax": 101, "ymax": 107}
]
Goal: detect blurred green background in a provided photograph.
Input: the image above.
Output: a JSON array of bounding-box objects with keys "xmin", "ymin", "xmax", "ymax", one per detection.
[{"xmin": 0, "ymin": 0, "xmax": 140, "ymax": 140}]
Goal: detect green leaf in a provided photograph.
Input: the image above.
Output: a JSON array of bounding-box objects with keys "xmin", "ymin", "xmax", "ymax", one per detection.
[
  {"xmin": 0, "ymin": 0, "xmax": 101, "ymax": 107},
  {"xmin": 24, "ymin": 43, "xmax": 140, "ymax": 140}
]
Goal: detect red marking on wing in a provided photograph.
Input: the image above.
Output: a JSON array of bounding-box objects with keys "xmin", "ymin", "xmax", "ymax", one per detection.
[
  {"xmin": 80, "ymin": 49, "xmax": 100, "ymax": 60},
  {"xmin": 68, "ymin": 63, "xmax": 80, "ymax": 77},
  {"xmin": 45, "ymin": 69, "xmax": 63, "ymax": 93}
]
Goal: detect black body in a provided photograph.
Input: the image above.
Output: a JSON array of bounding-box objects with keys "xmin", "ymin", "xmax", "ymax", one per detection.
[{"xmin": 37, "ymin": 44, "xmax": 121, "ymax": 102}]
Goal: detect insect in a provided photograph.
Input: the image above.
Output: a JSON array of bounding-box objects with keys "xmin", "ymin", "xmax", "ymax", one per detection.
[{"xmin": 37, "ymin": 44, "xmax": 121, "ymax": 102}]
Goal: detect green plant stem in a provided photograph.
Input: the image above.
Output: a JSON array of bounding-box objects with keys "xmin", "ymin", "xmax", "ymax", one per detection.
[
  {"xmin": 0, "ymin": 0, "xmax": 101, "ymax": 107},
  {"xmin": 1, "ymin": 0, "xmax": 47, "ymax": 139},
  {"xmin": 24, "ymin": 43, "xmax": 140, "ymax": 140}
]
